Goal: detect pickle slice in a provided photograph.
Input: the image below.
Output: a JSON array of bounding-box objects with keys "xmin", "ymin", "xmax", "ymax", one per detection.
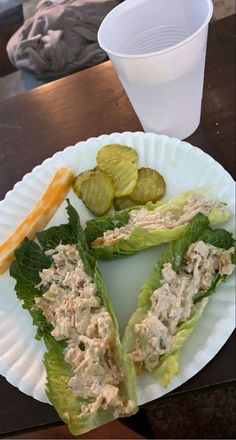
[
  {"xmin": 113, "ymin": 196, "xmax": 137, "ymax": 211},
  {"xmin": 97, "ymin": 144, "xmax": 138, "ymax": 173},
  {"xmin": 80, "ymin": 171, "xmax": 115, "ymax": 216},
  {"xmin": 73, "ymin": 169, "xmax": 96, "ymax": 198},
  {"xmin": 129, "ymin": 167, "xmax": 166, "ymax": 204},
  {"xmin": 106, "ymin": 160, "xmax": 138, "ymax": 197}
]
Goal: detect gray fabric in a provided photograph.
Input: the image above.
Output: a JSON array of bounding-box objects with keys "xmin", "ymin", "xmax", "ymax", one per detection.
[{"xmin": 7, "ymin": 0, "xmax": 120, "ymax": 78}]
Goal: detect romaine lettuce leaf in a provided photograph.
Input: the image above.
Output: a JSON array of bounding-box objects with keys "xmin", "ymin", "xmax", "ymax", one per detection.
[
  {"xmin": 152, "ymin": 299, "xmax": 208, "ymax": 386},
  {"xmin": 123, "ymin": 213, "xmax": 235, "ymax": 386},
  {"xmin": 10, "ymin": 238, "xmax": 52, "ymax": 339},
  {"xmin": 85, "ymin": 191, "xmax": 229, "ymax": 259},
  {"xmin": 10, "ymin": 200, "xmax": 137, "ymax": 435}
]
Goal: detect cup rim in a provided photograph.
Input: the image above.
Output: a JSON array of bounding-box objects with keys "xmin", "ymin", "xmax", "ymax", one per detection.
[{"xmin": 98, "ymin": 0, "xmax": 213, "ymax": 59}]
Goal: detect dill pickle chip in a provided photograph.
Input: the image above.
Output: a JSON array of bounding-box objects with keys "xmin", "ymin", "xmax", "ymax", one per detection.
[
  {"xmin": 97, "ymin": 144, "xmax": 138, "ymax": 173},
  {"xmin": 129, "ymin": 167, "xmax": 166, "ymax": 204},
  {"xmin": 80, "ymin": 171, "xmax": 115, "ymax": 216},
  {"xmin": 113, "ymin": 196, "xmax": 137, "ymax": 211},
  {"xmin": 73, "ymin": 169, "xmax": 96, "ymax": 198},
  {"xmin": 107, "ymin": 160, "xmax": 138, "ymax": 197}
]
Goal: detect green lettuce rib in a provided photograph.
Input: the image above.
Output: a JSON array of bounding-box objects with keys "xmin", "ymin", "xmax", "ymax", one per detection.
[
  {"xmin": 123, "ymin": 213, "xmax": 235, "ymax": 387},
  {"xmin": 85, "ymin": 190, "xmax": 229, "ymax": 259},
  {"xmin": 10, "ymin": 200, "xmax": 137, "ymax": 435}
]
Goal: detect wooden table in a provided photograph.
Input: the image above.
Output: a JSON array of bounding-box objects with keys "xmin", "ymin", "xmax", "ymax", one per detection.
[{"xmin": 0, "ymin": 14, "xmax": 235, "ymax": 438}]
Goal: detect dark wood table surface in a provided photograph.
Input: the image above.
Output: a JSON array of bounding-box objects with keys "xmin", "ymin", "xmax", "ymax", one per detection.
[{"xmin": 0, "ymin": 14, "xmax": 235, "ymax": 437}]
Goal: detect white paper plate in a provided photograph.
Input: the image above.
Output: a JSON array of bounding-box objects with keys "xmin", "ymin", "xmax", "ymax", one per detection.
[{"xmin": 0, "ymin": 132, "xmax": 235, "ymax": 406}]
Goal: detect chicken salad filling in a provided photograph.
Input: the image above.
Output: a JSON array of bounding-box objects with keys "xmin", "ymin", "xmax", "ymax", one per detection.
[
  {"xmin": 35, "ymin": 244, "xmax": 134, "ymax": 416},
  {"xmin": 129, "ymin": 240, "xmax": 234, "ymax": 371},
  {"xmin": 92, "ymin": 194, "xmax": 227, "ymax": 248}
]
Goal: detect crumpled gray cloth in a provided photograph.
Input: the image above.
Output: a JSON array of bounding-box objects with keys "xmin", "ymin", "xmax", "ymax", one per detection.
[{"xmin": 7, "ymin": 0, "xmax": 121, "ymax": 78}]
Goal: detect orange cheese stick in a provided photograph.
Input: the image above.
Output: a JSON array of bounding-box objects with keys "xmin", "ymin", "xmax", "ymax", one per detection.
[{"xmin": 0, "ymin": 167, "xmax": 75, "ymax": 274}]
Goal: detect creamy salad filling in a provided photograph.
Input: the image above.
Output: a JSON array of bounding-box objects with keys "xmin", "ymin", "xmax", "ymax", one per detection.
[
  {"xmin": 92, "ymin": 194, "xmax": 227, "ymax": 248},
  {"xmin": 35, "ymin": 244, "xmax": 134, "ymax": 416},
  {"xmin": 130, "ymin": 241, "xmax": 234, "ymax": 371}
]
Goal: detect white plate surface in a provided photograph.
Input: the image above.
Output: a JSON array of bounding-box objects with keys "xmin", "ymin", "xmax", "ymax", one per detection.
[{"xmin": 0, "ymin": 132, "xmax": 235, "ymax": 406}]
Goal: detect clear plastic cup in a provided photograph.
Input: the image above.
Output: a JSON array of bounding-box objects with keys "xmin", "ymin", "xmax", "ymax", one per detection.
[{"xmin": 98, "ymin": 0, "xmax": 213, "ymax": 140}]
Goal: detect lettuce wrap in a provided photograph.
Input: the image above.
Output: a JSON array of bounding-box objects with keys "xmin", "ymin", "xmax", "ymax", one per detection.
[
  {"xmin": 10, "ymin": 200, "xmax": 137, "ymax": 435},
  {"xmin": 123, "ymin": 213, "xmax": 235, "ymax": 387},
  {"xmin": 85, "ymin": 190, "xmax": 229, "ymax": 259}
]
